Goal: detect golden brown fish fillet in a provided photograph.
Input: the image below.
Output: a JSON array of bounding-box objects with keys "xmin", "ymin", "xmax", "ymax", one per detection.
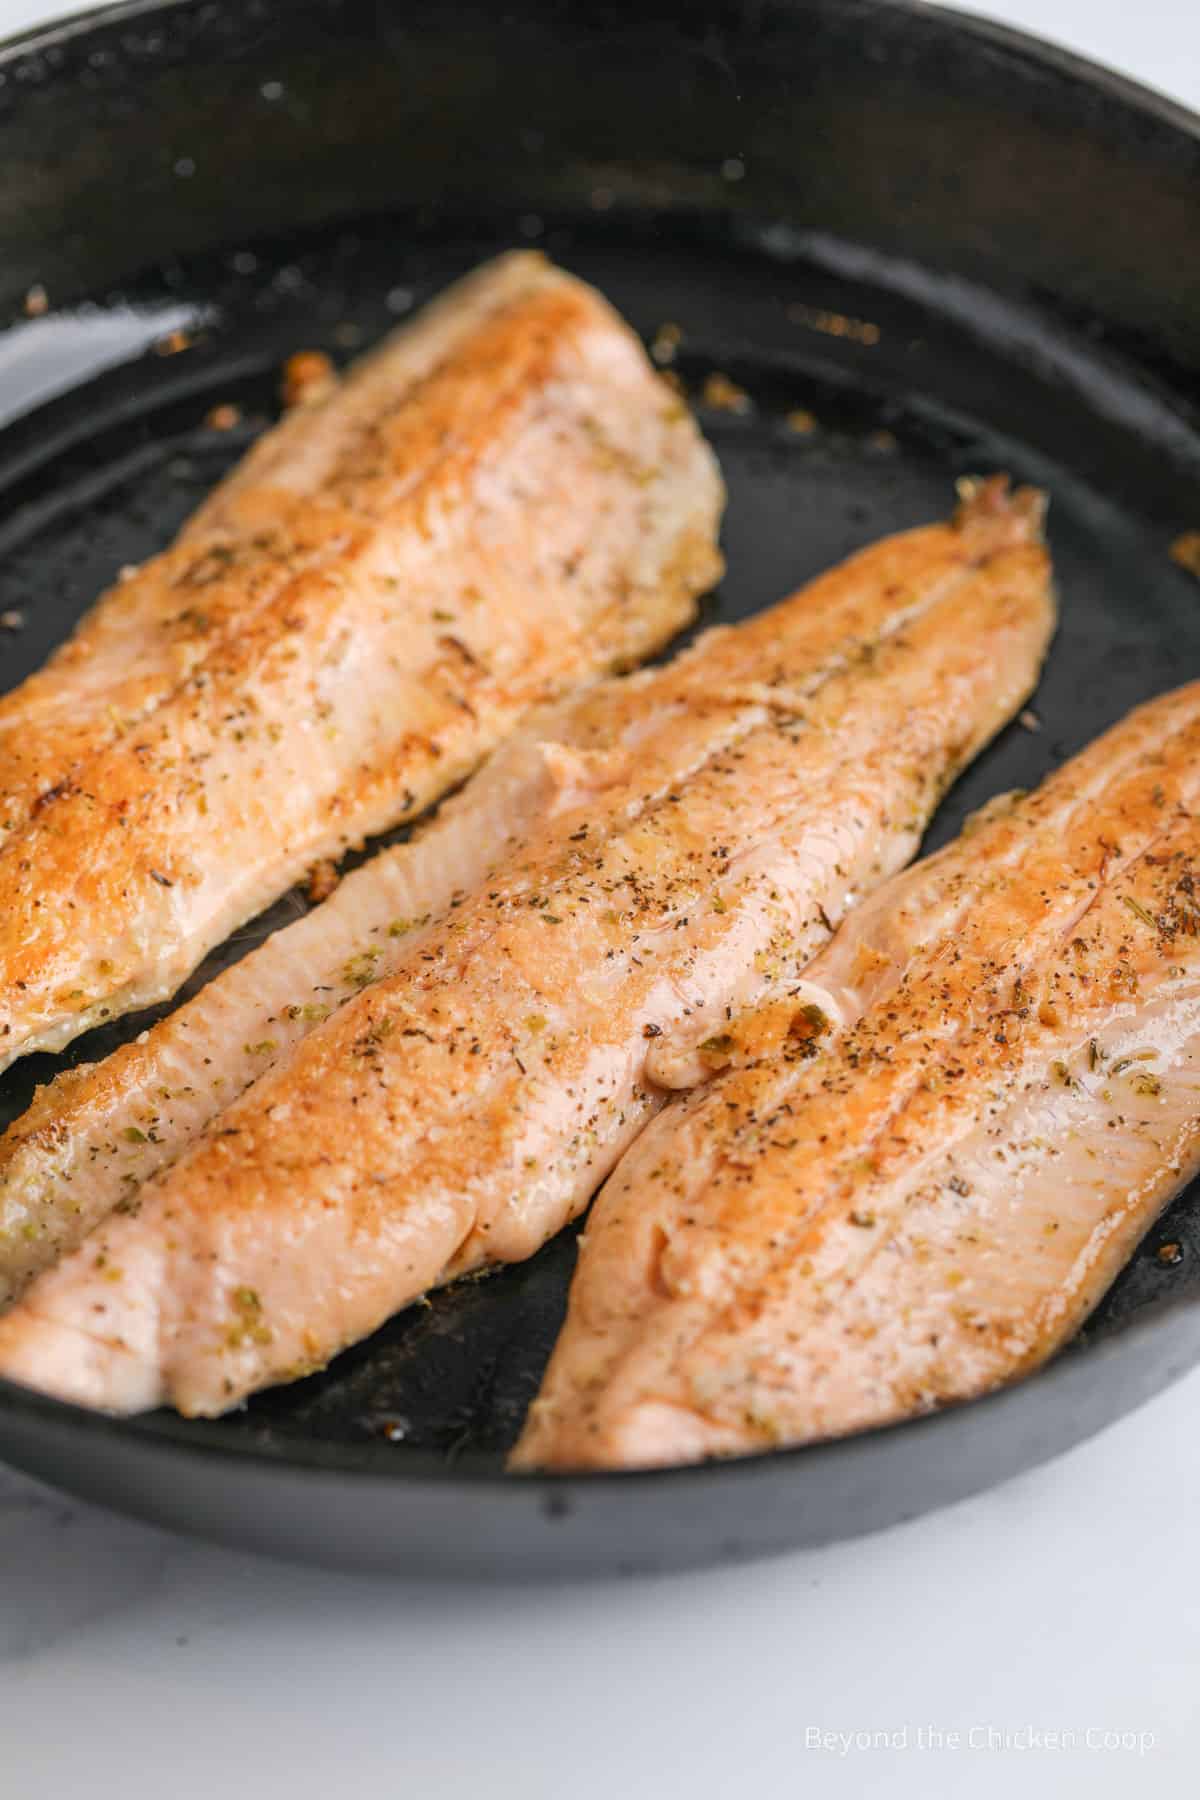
[
  {"xmin": 514, "ymin": 683, "xmax": 1200, "ymax": 1470},
  {"xmin": 0, "ymin": 251, "xmax": 723, "ymax": 1069},
  {"xmin": 0, "ymin": 483, "xmax": 1053, "ymax": 1415},
  {"xmin": 0, "ymin": 715, "xmax": 589, "ymax": 1302}
]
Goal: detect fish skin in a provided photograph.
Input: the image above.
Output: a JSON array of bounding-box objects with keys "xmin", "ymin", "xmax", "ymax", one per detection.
[
  {"xmin": 0, "ymin": 483, "xmax": 1053, "ymax": 1416},
  {"xmin": 0, "ymin": 251, "xmax": 723, "ymax": 1069},
  {"xmin": 513, "ymin": 683, "xmax": 1200, "ymax": 1471}
]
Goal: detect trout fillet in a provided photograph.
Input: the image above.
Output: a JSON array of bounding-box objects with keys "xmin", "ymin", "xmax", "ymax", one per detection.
[
  {"xmin": 0, "ymin": 251, "xmax": 723, "ymax": 1069},
  {"xmin": 514, "ymin": 683, "xmax": 1200, "ymax": 1470}
]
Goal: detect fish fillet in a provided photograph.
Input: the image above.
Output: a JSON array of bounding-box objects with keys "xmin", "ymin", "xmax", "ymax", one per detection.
[
  {"xmin": 0, "ymin": 715, "xmax": 594, "ymax": 1302},
  {"xmin": 0, "ymin": 251, "xmax": 723, "ymax": 1069},
  {"xmin": 0, "ymin": 483, "xmax": 1053, "ymax": 1415},
  {"xmin": 514, "ymin": 683, "xmax": 1200, "ymax": 1470}
]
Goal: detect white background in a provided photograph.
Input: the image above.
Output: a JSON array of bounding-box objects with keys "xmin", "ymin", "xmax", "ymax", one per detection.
[{"xmin": 2, "ymin": 3, "xmax": 1199, "ymax": 1796}]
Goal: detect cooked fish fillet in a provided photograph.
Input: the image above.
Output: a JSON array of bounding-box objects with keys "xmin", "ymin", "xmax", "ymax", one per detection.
[
  {"xmin": 0, "ymin": 251, "xmax": 723, "ymax": 1070},
  {"xmin": 0, "ymin": 719, "xmax": 587, "ymax": 1303},
  {"xmin": 514, "ymin": 682, "xmax": 1200, "ymax": 1470},
  {"xmin": 0, "ymin": 483, "xmax": 1053, "ymax": 1415}
]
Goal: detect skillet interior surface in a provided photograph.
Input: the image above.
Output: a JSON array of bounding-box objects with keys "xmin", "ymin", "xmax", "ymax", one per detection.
[{"xmin": 0, "ymin": 0, "xmax": 1199, "ymax": 1573}]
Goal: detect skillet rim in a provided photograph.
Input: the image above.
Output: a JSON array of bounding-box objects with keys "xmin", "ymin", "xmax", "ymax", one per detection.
[
  {"xmin": 1, "ymin": 1281, "xmax": 1200, "ymax": 1493},
  {"xmin": 5, "ymin": 0, "xmax": 1200, "ymax": 143}
]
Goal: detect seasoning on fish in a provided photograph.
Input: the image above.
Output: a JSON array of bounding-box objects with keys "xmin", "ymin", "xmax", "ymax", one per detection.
[
  {"xmin": 0, "ymin": 481, "xmax": 1053, "ymax": 1415},
  {"xmin": 0, "ymin": 252, "xmax": 724, "ymax": 1070},
  {"xmin": 513, "ymin": 683, "xmax": 1200, "ymax": 1470}
]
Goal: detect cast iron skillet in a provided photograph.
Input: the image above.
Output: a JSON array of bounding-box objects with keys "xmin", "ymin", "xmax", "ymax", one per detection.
[{"xmin": 0, "ymin": 0, "xmax": 1199, "ymax": 1576}]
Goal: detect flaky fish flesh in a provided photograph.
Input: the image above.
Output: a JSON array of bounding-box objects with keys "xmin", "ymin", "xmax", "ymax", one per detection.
[
  {"xmin": 0, "ymin": 251, "xmax": 723, "ymax": 1069},
  {"xmin": 514, "ymin": 683, "xmax": 1200, "ymax": 1469}
]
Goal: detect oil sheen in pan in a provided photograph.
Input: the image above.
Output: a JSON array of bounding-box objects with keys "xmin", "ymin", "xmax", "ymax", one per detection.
[{"xmin": 2, "ymin": 193, "xmax": 1200, "ymax": 1571}]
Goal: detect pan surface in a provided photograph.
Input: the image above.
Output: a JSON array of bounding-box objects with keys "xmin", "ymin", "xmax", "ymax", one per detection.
[{"xmin": 0, "ymin": 0, "xmax": 1199, "ymax": 1574}]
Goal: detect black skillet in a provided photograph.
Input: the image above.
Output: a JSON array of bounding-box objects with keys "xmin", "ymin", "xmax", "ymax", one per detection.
[{"xmin": 0, "ymin": 0, "xmax": 1199, "ymax": 1575}]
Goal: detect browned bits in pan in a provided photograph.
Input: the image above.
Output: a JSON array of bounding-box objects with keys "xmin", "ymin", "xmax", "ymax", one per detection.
[
  {"xmin": 281, "ymin": 349, "xmax": 337, "ymax": 410},
  {"xmin": 701, "ymin": 372, "xmax": 752, "ymax": 414},
  {"xmin": 650, "ymin": 321, "xmax": 682, "ymax": 365},
  {"xmin": 1170, "ymin": 531, "xmax": 1200, "ymax": 580},
  {"xmin": 786, "ymin": 301, "xmax": 881, "ymax": 346},
  {"xmin": 305, "ymin": 859, "xmax": 341, "ymax": 905}
]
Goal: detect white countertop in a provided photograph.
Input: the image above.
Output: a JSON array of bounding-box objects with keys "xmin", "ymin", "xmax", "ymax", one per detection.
[{"xmin": 2, "ymin": 3, "xmax": 1199, "ymax": 1795}]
